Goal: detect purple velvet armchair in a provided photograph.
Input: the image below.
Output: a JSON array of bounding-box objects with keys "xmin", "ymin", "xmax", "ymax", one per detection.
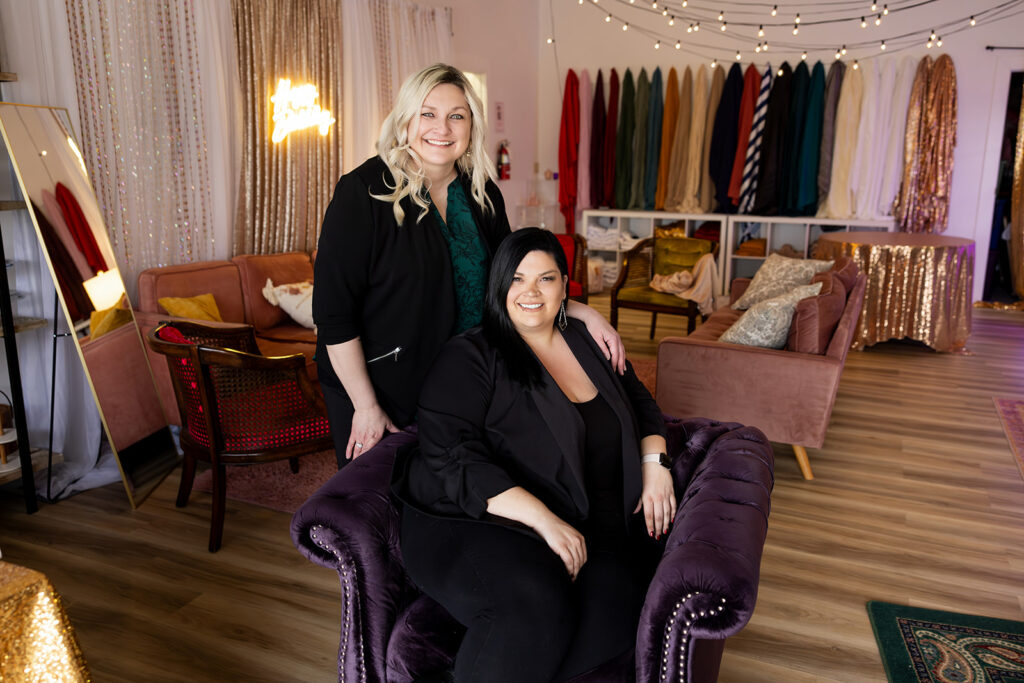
[{"xmin": 291, "ymin": 417, "xmax": 773, "ymax": 682}]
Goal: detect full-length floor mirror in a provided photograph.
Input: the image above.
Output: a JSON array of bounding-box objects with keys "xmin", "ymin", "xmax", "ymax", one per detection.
[{"xmin": 0, "ymin": 102, "xmax": 178, "ymax": 507}]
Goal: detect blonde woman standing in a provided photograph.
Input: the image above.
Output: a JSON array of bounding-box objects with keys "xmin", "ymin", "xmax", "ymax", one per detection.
[{"xmin": 314, "ymin": 64, "xmax": 624, "ymax": 467}]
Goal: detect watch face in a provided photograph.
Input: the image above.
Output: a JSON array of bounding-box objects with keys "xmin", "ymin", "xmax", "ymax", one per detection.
[{"xmin": 660, "ymin": 452, "xmax": 672, "ymax": 468}]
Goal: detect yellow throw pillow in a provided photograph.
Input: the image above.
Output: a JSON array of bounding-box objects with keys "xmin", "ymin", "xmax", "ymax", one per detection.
[
  {"xmin": 158, "ymin": 293, "xmax": 223, "ymax": 322},
  {"xmin": 89, "ymin": 305, "xmax": 133, "ymax": 339}
]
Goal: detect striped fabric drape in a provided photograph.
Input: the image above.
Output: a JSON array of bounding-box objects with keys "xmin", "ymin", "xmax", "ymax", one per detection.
[{"xmin": 739, "ymin": 65, "xmax": 772, "ymax": 213}]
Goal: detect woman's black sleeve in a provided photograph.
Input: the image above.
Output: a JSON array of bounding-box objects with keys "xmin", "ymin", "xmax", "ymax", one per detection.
[
  {"xmin": 312, "ymin": 174, "xmax": 375, "ymax": 345},
  {"xmin": 621, "ymin": 359, "xmax": 668, "ymax": 439},
  {"xmin": 415, "ymin": 336, "xmax": 516, "ymax": 518}
]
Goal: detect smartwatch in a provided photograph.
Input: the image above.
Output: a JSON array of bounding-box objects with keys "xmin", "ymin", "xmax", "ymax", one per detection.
[{"xmin": 641, "ymin": 452, "xmax": 672, "ymax": 468}]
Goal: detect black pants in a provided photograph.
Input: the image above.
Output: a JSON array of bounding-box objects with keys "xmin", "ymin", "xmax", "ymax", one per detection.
[
  {"xmin": 401, "ymin": 507, "xmax": 662, "ymax": 682},
  {"xmin": 321, "ymin": 381, "xmax": 353, "ymax": 468}
]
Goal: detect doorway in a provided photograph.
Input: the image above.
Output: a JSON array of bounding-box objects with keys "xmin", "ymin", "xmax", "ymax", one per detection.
[{"xmin": 982, "ymin": 71, "xmax": 1023, "ymax": 303}]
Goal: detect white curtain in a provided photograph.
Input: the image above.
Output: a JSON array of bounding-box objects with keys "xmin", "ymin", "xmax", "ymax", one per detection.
[
  {"xmin": 0, "ymin": 0, "xmax": 109, "ymax": 498},
  {"xmin": 341, "ymin": 0, "xmax": 454, "ymax": 172}
]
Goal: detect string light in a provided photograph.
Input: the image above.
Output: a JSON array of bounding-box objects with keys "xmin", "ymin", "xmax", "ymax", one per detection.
[
  {"xmin": 622, "ymin": 22, "xmax": 629, "ymax": 30},
  {"xmin": 841, "ymin": 45, "xmax": 847, "ymax": 55},
  {"xmin": 758, "ymin": 24, "xmax": 764, "ymax": 37},
  {"xmin": 969, "ymin": 15, "xmax": 976, "ymax": 25},
  {"xmin": 770, "ymin": 5, "xmax": 777, "ymax": 17},
  {"xmin": 652, "ymin": 1, "xmax": 658, "ymax": 7},
  {"xmin": 686, "ymin": 23, "xmax": 693, "ymax": 32},
  {"xmin": 662, "ymin": 8, "xmax": 669, "ymax": 16},
  {"xmin": 853, "ymin": 60, "xmax": 860, "ymax": 70},
  {"xmin": 546, "ymin": 37, "xmax": 553, "ymax": 44},
  {"xmin": 721, "ymin": 21, "xmax": 727, "ymax": 31},
  {"xmin": 794, "ymin": 13, "xmax": 801, "ymax": 24},
  {"xmin": 755, "ymin": 43, "xmax": 762, "ymax": 53},
  {"xmin": 870, "ymin": 2, "xmax": 877, "ymax": 10},
  {"xmin": 735, "ymin": 50, "xmax": 742, "ymax": 60},
  {"xmin": 861, "ymin": 16, "xmax": 867, "ymax": 28},
  {"xmin": 711, "ymin": 58, "xmax": 718, "ymax": 68},
  {"xmin": 937, "ymin": 36, "xmax": 943, "ymax": 46},
  {"xmin": 693, "ymin": 22, "xmax": 699, "ymax": 31},
  {"xmin": 880, "ymin": 40, "xmax": 886, "ymax": 50},
  {"xmin": 762, "ymin": 41, "xmax": 768, "ymax": 51},
  {"xmin": 835, "ymin": 48, "xmax": 842, "ymax": 60},
  {"xmin": 675, "ymin": 40, "xmax": 681, "ymax": 49},
  {"xmin": 801, "ymin": 51, "xmax": 807, "ymax": 60},
  {"xmin": 655, "ymin": 40, "xmax": 661, "ymax": 49},
  {"xmin": 930, "ymin": 30, "xmax": 937, "ymax": 41},
  {"xmin": 681, "ymin": 0, "xmax": 687, "ymax": 7},
  {"xmin": 668, "ymin": 16, "xmax": 675, "ymax": 25},
  {"xmin": 875, "ymin": 14, "xmax": 882, "ymax": 25},
  {"xmin": 777, "ymin": 67, "xmax": 784, "ymax": 76},
  {"xmin": 926, "ymin": 37, "xmax": 933, "ymax": 48},
  {"xmin": 605, "ymin": 13, "xmax": 611, "ymax": 22},
  {"xmin": 792, "ymin": 23, "xmax": 799, "ymax": 35},
  {"xmin": 883, "ymin": 4, "xmax": 888, "ymax": 15},
  {"xmin": 718, "ymin": 9, "xmax": 724, "ymax": 21}
]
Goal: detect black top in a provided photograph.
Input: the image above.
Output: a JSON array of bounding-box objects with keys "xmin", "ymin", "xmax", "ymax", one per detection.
[
  {"xmin": 391, "ymin": 320, "xmax": 666, "ymax": 535},
  {"xmin": 312, "ymin": 156, "xmax": 510, "ymax": 427},
  {"xmin": 576, "ymin": 393, "xmax": 626, "ymax": 552}
]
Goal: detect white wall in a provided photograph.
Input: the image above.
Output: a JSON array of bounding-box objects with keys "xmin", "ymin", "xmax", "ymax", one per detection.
[{"xmin": 535, "ymin": 1, "xmax": 1024, "ymax": 302}]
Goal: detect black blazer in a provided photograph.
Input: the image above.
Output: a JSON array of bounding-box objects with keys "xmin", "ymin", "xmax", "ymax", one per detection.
[
  {"xmin": 393, "ymin": 320, "xmax": 665, "ymax": 532},
  {"xmin": 312, "ymin": 156, "xmax": 510, "ymax": 427}
]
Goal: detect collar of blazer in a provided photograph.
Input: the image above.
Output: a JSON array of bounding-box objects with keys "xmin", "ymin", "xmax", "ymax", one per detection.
[{"xmin": 525, "ymin": 320, "xmax": 643, "ymax": 517}]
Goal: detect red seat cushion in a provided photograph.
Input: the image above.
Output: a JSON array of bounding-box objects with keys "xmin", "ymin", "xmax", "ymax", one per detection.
[{"xmin": 568, "ymin": 280, "xmax": 583, "ymax": 298}]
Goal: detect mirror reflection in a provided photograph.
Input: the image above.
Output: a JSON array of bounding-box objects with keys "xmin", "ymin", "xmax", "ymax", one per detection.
[{"xmin": 0, "ymin": 103, "xmax": 178, "ymax": 507}]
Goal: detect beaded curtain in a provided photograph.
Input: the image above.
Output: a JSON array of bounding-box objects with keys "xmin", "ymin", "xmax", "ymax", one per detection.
[
  {"xmin": 230, "ymin": 0, "xmax": 343, "ymax": 256},
  {"xmin": 1012, "ymin": 85, "xmax": 1024, "ymax": 298},
  {"xmin": 65, "ymin": 0, "xmax": 214, "ymax": 301}
]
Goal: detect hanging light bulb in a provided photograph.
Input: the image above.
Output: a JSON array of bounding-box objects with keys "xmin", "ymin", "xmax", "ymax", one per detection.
[
  {"xmin": 579, "ymin": 0, "xmax": 584, "ymax": 5},
  {"xmin": 926, "ymin": 38, "xmax": 933, "ymax": 48},
  {"xmin": 655, "ymin": 40, "xmax": 661, "ymax": 49},
  {"xmin": 777, "ymin": 67, "xmax": 783, "ymax": 76},
  {"xmin": 758, "ymin": 24, "xmax": 764, "ymax": 37},
  {"xmin": 841, "ymin": 45, "xmax": 847, "ymax": 55},
  {"xmin": 795, "ymin": 13, "xmax": 801, "ymax": 24},
  {"xmin": 883, "ymin": 4, "xmax": 888, "ymax": 15},
  {"xmin": 686, "ymin": 23, "xmax": 693, "ymax": 32},
  {"xmin": 546, "ymin": 37, "xmax": 553, "ymax": 44},
  {"xmin": 835, "ymin": 49, "xmax": 842, "ymax": 60},
  {"xmin": 711, "ymin": 58, "xmax": 718, "ymax": 68},
  {"xmin": 870, "ymin": 2, "xmax": 877, "ymax": 10},
  {"xmin": 770, "ymin": 5, "xmax": 777, "ymax": 17},
  {"xmin": 675, "ymin": 40, "xmax": 681, "ymax": 49},
  {"xmin": 721, "ymin": 21, "xmax": 727, "ymax": 31},
  {"xmin": 605, "ymin": 13, "xmax": 611, "ymax": 22},
  {"xmin": 853, "ymin": 60, "xmax": 860, "ymax": 70},
  {"xmin": 969, "ymin": 15, "xmax": 976, "ymax": 26},
  {"xmin": 736, "ymin": 51, "xmax": 742, "ymax": 60},
  {"xmin": 937, "ymin": 36, "xmax": 943, "ymax": 46},
  {"xmin": 718, "ymin": 9, "xmax": 724, "ymax": 21},
  {"xmin": 875, "ymin": 14, "xmax": 882, "ymax": 25},
  {"xmin": 662, "ymin": 8, "xmax": 669, "ymax": 16},
  {"xmin": 801, "ymin": 51, "xmax": 807, "ymax": 60},
  {"xmin": 792, "ymin": 23, "xmax": 799, "ymax": 35},
  {"xmin": 930, "ymin": 30, "xmax": 937, "ymax": 41},
  {"xmin": 880, "ymin": 40, "xmax": 886, "ymax": 50},
  {"xmin": 652, "ymin": 1, "xmax": 658, "ymax": 7},
  {"xmin": 622, "ymin": 22, "xmax": 629, "ymax": 30},
  {"xmin": 861, "ymin": 16, "xmax": 867, "ymax": 28},
  {"xmin": 682, "ymin": 0, "xmax": 687, "ymax": 7},
  {"xmin": 762, "ymin": 41, "xmax": 769, "ymax": 51},
  {"xmin": 693, "ymin": 21, "xmax": 700, "ymax": 31},
  {"xmin": 755, "ymin": 43, "xmax": 762, "ymax": 53},
  {"xmin": 668, "ymin": 16, "xmax": 675, "ymax": 26}
]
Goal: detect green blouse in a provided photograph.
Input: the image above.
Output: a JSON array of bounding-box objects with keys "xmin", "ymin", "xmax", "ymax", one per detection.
[{"xmin": 430, "ymin": 181, "xmax": 488, "ymax": 333}]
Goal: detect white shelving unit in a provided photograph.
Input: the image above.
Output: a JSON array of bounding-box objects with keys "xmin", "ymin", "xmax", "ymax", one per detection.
[{"xmin": 581, "ymin": 209, "xmax": 728, "ymax": 294}]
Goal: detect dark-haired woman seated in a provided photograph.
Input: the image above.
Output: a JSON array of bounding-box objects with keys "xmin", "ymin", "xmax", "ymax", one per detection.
[{"xmin": 393, "ymin": 227, "xmax": 677, "ymax": 682}]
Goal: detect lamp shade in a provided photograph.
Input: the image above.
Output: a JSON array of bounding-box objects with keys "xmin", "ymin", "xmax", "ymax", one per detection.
[{"xmin": 83, "ymin": 268, "xmax": 125, "ymax": 310}]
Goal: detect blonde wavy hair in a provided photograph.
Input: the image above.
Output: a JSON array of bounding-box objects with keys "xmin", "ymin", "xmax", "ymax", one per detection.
[{"xmin": 374, "ymin": 63, "xmax": 496, "ymax": 224}]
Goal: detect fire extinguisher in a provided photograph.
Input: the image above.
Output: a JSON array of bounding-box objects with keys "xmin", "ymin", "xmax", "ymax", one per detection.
[{"xmin": 497, "ymin": 140, "xmax": 511, "ymax": 180}]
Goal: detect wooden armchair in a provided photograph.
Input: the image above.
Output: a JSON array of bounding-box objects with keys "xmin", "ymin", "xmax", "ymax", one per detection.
[
  {"xmin": 556, "ymin": 232, "xmax": 589, "ymax": 304},
  {"xmin": 610, "ymin": 236, "xmax": 715, "ymax": 338},
  {"xmin": 147, "ymin": 320, "xmax": 332, "ymax": 551}
]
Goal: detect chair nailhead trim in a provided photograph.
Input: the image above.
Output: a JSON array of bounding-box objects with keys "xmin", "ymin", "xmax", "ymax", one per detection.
[
  {"xmin": 311, "ymin": 525, "xmax": 367, "ymax": 683},
  {"xmin": 659, "ymin": 591, "xmax": 729, "ymax": 682}
]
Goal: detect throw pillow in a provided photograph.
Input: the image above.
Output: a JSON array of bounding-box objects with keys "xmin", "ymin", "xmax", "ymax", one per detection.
[
  {"xmin": 261, "ymin": 278, "xmax": 314, "ymax": 329},
  {"xmin": 786, "ymin": 272, "xmax": 848, "ymax": 355},
  {"xmin": 731, "ymin": 253, "xmax": 834, "ymax": 310},
  {"xmin": 720, "ymin": 282, "xmax": 823, "ymax": 349},
  {"xmin": 89, "ymin": 299, "xmax": 133, "ymax": 339},
  {"xmin": 158, "ymin": 293, "xmax": 223, "ymax": 322},
  {"xmin": 830, "ymin": 255, "xmax": 860, "ymax": 292}
]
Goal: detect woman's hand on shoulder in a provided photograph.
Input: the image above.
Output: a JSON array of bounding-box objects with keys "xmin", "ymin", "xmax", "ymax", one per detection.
[
  {"xmin": 346, "ymin": 403, "xmax": 399, "ymax": 459},
  {"xmin": 533, "ymin": 512, "xmax": 588, "ymax": 581},
  {"xmin": 635, "ymin": 463, "xmax": 677, "ymax": 539}
]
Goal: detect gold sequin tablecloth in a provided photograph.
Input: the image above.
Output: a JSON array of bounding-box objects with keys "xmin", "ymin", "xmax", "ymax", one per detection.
[
  {"xmin": 816, "ymin": 231, "xmax": 974, "ymax": 353},
  {"xmin": 0, "ymin": 561, "xmax": 89, "ymax": 681}
]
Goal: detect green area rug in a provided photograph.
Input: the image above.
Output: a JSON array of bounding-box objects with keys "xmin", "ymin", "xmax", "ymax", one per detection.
[{"xmin": 867, "ymin": 601, "xmax": 1024, "ymax": 682}]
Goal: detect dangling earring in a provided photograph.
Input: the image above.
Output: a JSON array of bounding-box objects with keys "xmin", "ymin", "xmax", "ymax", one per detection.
[{"xmin": 558, "ymin": 300, "xmax": 568, "ymax": 331}]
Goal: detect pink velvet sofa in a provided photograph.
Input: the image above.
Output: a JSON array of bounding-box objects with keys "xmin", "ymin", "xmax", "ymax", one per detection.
[
  {"xmin": 134, "ymin": 252, "xmax": 317, "ymax": 426},
  {"xmin": 655, "ymin": 257, "xmax": 866, "ymax": 480}
]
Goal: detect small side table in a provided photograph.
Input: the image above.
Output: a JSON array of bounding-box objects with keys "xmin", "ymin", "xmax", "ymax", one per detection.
[{"xmin": 816, "ymin": 231, "xmax": 974, "ymax": 353}]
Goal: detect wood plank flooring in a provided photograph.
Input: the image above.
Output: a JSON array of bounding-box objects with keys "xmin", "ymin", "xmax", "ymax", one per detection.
[{"xmin": 3, "ymin": 298, "xmax": 1023, "ymax": 682}]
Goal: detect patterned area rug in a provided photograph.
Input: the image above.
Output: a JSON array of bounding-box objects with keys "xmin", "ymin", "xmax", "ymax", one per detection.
[
  {"xmin": 192, "ymin": 450, "xmax": 337, "ymax": 514},
  {"xmin": 994, "ymin": 398, "xmax": 1024, "ymax": 483},
  {"xmin": 630, "ymin": 357, "xmax": 657, "ymax": 396},
  {"xmin": 866, "ymin": 601, "xmax": 1024, "ymax": 682}
]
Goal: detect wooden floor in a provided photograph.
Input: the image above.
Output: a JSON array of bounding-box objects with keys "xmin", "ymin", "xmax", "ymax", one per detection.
[{"xmin": 3, "ymin": 297, "xmax": 1024, "ymax": 682}]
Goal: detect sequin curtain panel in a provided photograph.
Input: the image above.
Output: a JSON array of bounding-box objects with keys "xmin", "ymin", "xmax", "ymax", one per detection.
[
  {"xmin": 64, "ymin": 0, "xmax": 215, "ymax": 300},
  {"xmin": 342, "ymin": 0, "xmax": 454, "ymax": 172},
  {"xmin": 1012, "ymin": 85, "xmax": 1024, "ymax": 299},
  {"xmin": 231, "ymin": 0, "xmax": 343, "ymax": 256},
  {"xmin": 894, "ymin": 54, "xmax": 958, "ymax": 234}
]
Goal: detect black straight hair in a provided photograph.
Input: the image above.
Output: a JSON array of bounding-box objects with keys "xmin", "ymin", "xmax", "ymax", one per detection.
[{"xmin": 482, "ymin": 227, "xmax": 569, "ymax": 389}]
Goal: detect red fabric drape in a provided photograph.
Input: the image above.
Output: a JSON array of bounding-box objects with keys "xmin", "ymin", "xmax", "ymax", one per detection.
[
  {"xmin": 558, "ymin": 69, "xmax": 580, "ymax": 233},
  {"xmin": 602, "ymin": 69, "xmax": 620, "ymax": 208},
  {"xmin": 728, "ymin": 64, "xmax": 762, "ymax": 205},
  {"xmin": 55, "ymin": 182, "xmax": 107, "ymax": 274}
]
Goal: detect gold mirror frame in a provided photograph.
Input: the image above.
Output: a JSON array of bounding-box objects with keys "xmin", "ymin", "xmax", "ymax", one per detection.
[{"xmin": 0, "ymin": 102, "xmax": 178, "ymax": 508}]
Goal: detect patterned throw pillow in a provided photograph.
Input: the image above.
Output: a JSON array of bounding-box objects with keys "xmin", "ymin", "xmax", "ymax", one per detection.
[
  {"xmin": 731, "ymin": 254, "xmax": 834, "ymax": 310},
  {"xmin": 261, "ymin": 278, "xmax": 314, "ymax": 329},
  {"xmin": 720, "ymin": 282, "xmax": 823, "ymax": 348}
]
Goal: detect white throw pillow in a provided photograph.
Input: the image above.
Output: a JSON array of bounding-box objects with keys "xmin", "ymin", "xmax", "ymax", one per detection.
[
  {"xmin": 261, "ymin": 278, "xmax": 315, "ymax": 329},
  {"xmin": 720, "ymin": 282, "xmax": 823, "ymax": 348},
  {"xmin": 732, "ymin": 253, "xmax": 833, "ymax": 310}
]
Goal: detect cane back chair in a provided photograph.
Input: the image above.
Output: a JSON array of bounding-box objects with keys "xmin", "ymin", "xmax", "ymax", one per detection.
[{"xmin": 147, "ymin": 320, "xmax": 332, "ymax": 551}]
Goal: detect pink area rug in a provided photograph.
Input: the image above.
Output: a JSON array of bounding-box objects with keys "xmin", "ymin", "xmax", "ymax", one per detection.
[
  {"xmin": 192, "ymin": 360, "xmax": 659, "ymax": 515},
  {"xmin": 192, "ymin": 450, "xmax": 338, "ymax": 514},
  {"xmin": 994, "ymin": 397, "xmax": 1024, "ymax": 483}
]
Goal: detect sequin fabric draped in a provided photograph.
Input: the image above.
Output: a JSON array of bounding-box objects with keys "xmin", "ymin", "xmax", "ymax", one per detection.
[
  {"xmin": 1012, "ymin": 85, "xmax": 1024, "ymax": 298},
  {"xmin": 0, "ymin": 562, "xmax": 89, "ymax": 681},
  {"xmin": 65, "ymin": 0, "xmax": 213, "ymax": 301},
  {"xmin": 895, "ymin": 55, "xmax": 958, "ymax": 234},
  {"xmin": 231, "ymin": 0, "xmax": 343, "ymax": 255}
]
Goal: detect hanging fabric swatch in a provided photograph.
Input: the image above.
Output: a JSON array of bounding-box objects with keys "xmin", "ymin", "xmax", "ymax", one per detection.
[
  {"xmin": 577, "ymin": 69, "xmax": 593, "ymax": 213},
  {"xmin": 817, "ymin": 60, "xmax": 846, "ymax": 208},
  {"xmin": 753, "ymin": 62, "xmax": 793, "ymax": 215},
  {"xmin": 895, "ymin": 54, "xmax": 957, "ymax": 233},
  {"xmin": 643, "ymin": 68, "xmax": 664, "ymax": 210},
  {"xmin": 655, "ymin": 67, "xmax": 680, "ymax": 210},
  {"xmin": 877, "ymin": 57, "xmax": 917, "ymax": 217},
  {"xmin": 666, "ymin": 66, "xmax": 694, "ymax": 211},
  {"xmin": 590, "ymin": 70, "xmax": 606, "ymax": 208},
  {"xmin": 818, "ymin": 64, "xmax": 864, "ymax": 219},
  {"xmin": 558, "ymin": 69, "xmax": 580, "ymax": 233},
  {"xmin": 781, "ymin": 61, "xmax": 811, "ymax": 214},
  {"xmin": 858, "ymin": 60, "xmax": 896, "ymax": 218},
  {"xmin": 614, "ymin": 69, "xmax": 636, "ymax": 209},
  {"xmin": 739, "ymin": 64, "xmax": 773, "ymax": 214},
  {"xmin": 603, "ymin": 69, "xmax": 620, "ymax": 208},
  {"xmin": 795, "ymin": 61, "xmax": 826, "ymax": 216},
  {"xmin": 55, "ymin": 183, "xmax": 108, "ymax": 274},
  {"xmin": 699, "ymin": 65, "xmax": 725, "ymax": 212},
  {"xmin": 728, "ymin": 64, "xmax": 762, "ymax": 207},
  {"xmin": 849, "ymin": 61, "xmax": 881, "ymax": 219},
  {"xmin": 629, "ymin": 68, "xmax": 651, "ymax": 209},
  {"xmin": 709, "ymin": 63, "xmax": 743, "ymax": 213}
]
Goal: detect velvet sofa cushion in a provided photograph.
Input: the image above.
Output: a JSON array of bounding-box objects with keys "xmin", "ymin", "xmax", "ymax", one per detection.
[
  {"xmin": 231, "ymin": 252, "xmax": 313, "ymax": 332},
  {"xmin": 830, "ymin": 255, "xmax": 859, "ymax": 292},
  {"xmin": 653, "ymin": 237, "xmax": 713, "ymax": 277},
  {"xmin": 385, "ymin": 596, "xmax": 464, "ymax": 681},
  {"xmin": 688, "ymin": 307, "xmax": 742, "ymax": 342},
  {"xmin": 720, "ymin": 282, "xmax": 823, "ymax": 348},
  {"xmin": 786, "ymin": 271, "xmax": 848, "ymax": 355},
  {"xmin": 731, "ymin": 254, "xmax": 833, "ymax": 310}
]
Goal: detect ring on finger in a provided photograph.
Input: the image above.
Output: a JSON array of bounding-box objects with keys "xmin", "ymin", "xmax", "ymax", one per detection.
[{"xmin": 355, "ymin": 442, "xmax": 364, "ymax": 449}]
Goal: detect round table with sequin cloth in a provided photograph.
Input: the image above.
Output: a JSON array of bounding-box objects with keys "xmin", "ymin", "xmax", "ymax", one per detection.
[
  {"xmin": 0, "ymin": 561, "xmax": 90, "ymax": 681},
  {"xmin": 816, "ymin": 231, "xmax": 974, "ymax": 353}
]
